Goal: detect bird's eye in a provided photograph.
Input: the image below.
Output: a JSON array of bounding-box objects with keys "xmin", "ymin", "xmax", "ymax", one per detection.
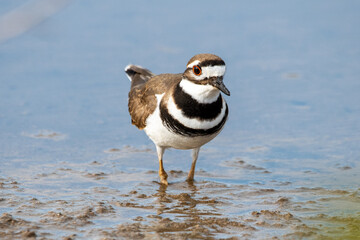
[{"xmin": 192, "ymin": 65, "xmax": 202, "ymax": 76}]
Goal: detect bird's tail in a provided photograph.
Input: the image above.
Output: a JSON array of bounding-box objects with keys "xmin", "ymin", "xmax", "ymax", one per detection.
[{"xmin": 125, "ymin": 64, "xmax": 155, "ymax": 89}]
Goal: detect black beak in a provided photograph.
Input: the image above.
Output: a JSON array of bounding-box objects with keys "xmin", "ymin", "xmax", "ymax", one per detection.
[{"xmin": 211, "ymin": 77, "xmax": 230, "ymax": 96}]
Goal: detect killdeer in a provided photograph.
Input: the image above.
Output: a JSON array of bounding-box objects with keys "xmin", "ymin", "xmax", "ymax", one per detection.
[{"xmin": 126, "ymin": 53, "xmax": 230, "ymax": 185}]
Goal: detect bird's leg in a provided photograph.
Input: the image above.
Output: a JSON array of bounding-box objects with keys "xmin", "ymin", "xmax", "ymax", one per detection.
[
  {"xmin": 156, "ymin": 145, "xmax": 168, "ymax": 185},
  {"xmin": 187, "ymin": 147, "xmax": 200, "ymax": 183}
]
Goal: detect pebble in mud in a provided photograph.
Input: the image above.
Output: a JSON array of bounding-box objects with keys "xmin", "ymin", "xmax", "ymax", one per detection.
[
  {"xmin": 224, "ymin": 158, "xmax": 266, "ymax": 171},
  {"xmin": 251, "ymin": 210, "xmax": 295, "ymax": 221},
  {"xmin": 95, "ymin": 202, "xmax": 115, "ymax": 214},
  {"xmin": 62, "ymin": 234, "xmax": 77, "ymax": 240},
  {"xmin": 21, "ymin": 229, "xmax": 37, "ymax": 238},
  {"xmin": 275, "ymin": 197, "xmax": 291, "ymax": 207},
  {"xmin": 84, "ymin": 172, "xmax": 107, "ymax": 180}
]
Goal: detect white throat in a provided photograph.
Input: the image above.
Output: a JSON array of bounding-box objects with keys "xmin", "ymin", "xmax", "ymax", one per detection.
[{"xmin": 179, "ymin": 79, "xmax": 220, "ymax": 104}]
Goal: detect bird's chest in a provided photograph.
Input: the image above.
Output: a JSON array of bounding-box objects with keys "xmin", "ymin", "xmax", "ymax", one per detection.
[{"xmin": 144, "ymin": 91, "xmax": 227, "ymax": 149}]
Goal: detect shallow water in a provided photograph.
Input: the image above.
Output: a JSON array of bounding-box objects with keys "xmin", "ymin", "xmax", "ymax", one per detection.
[{"xmin": 1, "ymin": 0, "xmax": 360, "ymax": 239}]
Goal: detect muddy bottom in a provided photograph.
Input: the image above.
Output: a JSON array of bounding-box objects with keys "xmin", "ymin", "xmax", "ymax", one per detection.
[{"xmin": 0, "ymin": 145, "xmax": 359, "ymax": 239}]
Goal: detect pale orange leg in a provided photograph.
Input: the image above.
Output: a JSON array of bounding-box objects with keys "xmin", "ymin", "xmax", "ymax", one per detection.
[
  {"xmin": 187, "ymin": 147, "xmax": 200, "ymax": 183},
  {"xmin": 156, "ymin": 145, "xmax": 168, "ymax": 185}
]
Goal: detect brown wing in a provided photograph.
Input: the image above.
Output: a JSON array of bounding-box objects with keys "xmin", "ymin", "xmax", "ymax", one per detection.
[{"xmin": 128, "ymin": 73, "xmax": 182, "ymax": 129}]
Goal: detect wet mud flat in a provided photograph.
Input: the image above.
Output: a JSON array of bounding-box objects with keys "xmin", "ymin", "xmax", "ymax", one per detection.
[{"xmin": 1, "ymin": 145, "xmax": 359, "ymax": 239}]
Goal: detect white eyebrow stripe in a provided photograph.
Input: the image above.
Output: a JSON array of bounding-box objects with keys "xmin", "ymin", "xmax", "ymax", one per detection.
[{"xmin": 187, "ymin": 60, "xmax": 200, "ymax": 68}]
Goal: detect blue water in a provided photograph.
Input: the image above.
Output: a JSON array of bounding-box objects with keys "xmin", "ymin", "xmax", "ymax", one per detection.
[{"xmin": 0, "ymin": 0, "xmax": 359, "ymax": 238}]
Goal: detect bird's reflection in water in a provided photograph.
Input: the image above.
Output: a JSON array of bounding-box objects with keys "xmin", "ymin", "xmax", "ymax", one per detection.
[
  {"xmin": 139, "ymin": 180, "xmax": 243, "ymax": 238},
  {"xmin": 153, "ymin": 180, "xmax": 218, "ymax": 217}
]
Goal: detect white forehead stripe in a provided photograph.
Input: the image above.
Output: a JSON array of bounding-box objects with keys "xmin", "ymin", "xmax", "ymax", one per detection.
[{"xmin": 187, "ymin": 60, "xmax": 200, "ymax": 68}]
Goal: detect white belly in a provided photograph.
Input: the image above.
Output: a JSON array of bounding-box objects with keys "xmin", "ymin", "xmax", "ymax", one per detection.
[{"xmin": 144, "ymin": 103, "xmax": 220, "ymax": 149}]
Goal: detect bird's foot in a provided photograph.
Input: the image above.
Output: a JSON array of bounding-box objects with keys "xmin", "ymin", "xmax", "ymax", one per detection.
[
  {"xmin": 186, "ymin": 171, "xmax": 195, "ymax": 184},
  {"xmin": 186, "ymin": 177, "xmax": 195, "ymax": 185},
  {"xmin": 159, "ymin": 171, "xmax": 168, "ymax": 185}
]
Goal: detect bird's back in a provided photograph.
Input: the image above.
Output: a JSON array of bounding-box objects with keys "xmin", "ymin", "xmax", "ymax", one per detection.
[{"xmin": 126, "ymin": 64, "xmax": 182, "ymax": 129}]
